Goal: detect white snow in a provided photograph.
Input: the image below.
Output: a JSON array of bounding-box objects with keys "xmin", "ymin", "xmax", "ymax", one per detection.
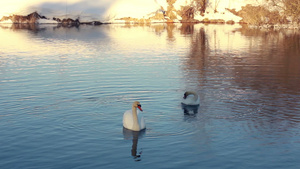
[{"xmin": 194, "ymin": 8, "xmax": 242, "ymax": 22}]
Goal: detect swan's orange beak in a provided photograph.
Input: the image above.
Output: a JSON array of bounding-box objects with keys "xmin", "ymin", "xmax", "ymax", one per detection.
[{"xmin": 138, "ymin": 105, "xmax": 143, "ymax": 111}]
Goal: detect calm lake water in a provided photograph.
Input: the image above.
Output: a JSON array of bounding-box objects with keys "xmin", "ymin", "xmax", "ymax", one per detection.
[{"xmin": 0, "ymin": 23, "xmax": 300, "ymax": 169}]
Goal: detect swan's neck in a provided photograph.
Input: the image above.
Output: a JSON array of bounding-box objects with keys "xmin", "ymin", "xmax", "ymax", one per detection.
[{"xmin": 132, "ymin": 106, "xmax": 140, "ymax": 131}]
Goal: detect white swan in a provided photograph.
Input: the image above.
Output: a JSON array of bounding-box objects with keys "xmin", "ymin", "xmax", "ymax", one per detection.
[
  {"xmin": 181, "ymin": 91, "xmax": 200, "ymax": 106},
  {"xmin": 123, "ymin": 101, "xmax": 146, "ymax": 131}
]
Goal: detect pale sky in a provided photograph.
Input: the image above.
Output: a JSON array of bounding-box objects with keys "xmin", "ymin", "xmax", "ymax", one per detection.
[
  {"xmin": 0, "ymin": 0, "xmax": 113, "ymax": 19},
  {"xmin": 0, "ymin": 0, "xmax": 65, "ymax": 16},
  {"xmin": 0, "ymin": 0, "xmax": 165, "ymax": 21}
]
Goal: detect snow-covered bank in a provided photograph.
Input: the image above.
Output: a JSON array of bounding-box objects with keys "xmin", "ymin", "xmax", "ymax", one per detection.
[
  {"xmin": 0, "ymin": 0, "xmax": 259, "ymax": 24},
  {"xmin": 0, "ymin": 12, "xmax": 103, "ymax": 26},
  {"xmin": 104, "ymin": 0, "xmax": 244, "ymax": 23},
  {"xmin": 0, "ymin": 0, "xmax": 299, "ymax": 29}
]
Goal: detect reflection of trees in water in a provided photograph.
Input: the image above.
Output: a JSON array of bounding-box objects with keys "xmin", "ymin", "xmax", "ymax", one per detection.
[
  {"xmin": 0, "ymin": 23, "xmax": 81, "ymax": 33},
  {"xmin": 183, "ymin": 25, "xmax": 300, "ymax": 135},
  {"xmin": 235, "ymin": 29, "xmax": 300, "ymax": 94},
  {"xmin": 181, "ymin": 24, "xmax": 210, "ymax": 85},
  {"xmin": 180, "ymin": 23, "xmax": 195, "ymax": 35},
  {"xmin": 166, "ymin": 23, "xmax": 176, "ymax": 41},
  {"xmin": 0, "ymin": 24, "xmax": 47, "ymax": 33},
  {"xmin": 235, "ymin": 30, "xmax": 300, "ymax": 133},
  {"xmin": 121, "ymin": 23, "xmax": 176, "ymax": 41},
  {"xmin": 189, "ymin": 27, "xmax": 209, "ymax": 68}
]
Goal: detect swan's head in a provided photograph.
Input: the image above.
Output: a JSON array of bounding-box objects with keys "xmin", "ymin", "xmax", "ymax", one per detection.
[
  {"xmin": 183, "ymin": 91, "xmax": 190, "ymax": 99},
  {"xmin": 183, "ymin": 91, "xmax": 196, "ymax": 99},
  {"xmin": 183, "ymin": 92, "xmax": 188, "ymax": 99},
  {"xmin": 133, "ymin": 101, "xmax": 143, "ymax": 111}
]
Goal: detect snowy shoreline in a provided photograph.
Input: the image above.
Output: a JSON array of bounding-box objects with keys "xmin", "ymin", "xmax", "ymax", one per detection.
[
  {"xmin": 1, "ymin": 16, "xmax": 299, "ymax": 31},
  {"xmin": 0, "ymin": 0, "xmax": 299, "ymax": 30}
]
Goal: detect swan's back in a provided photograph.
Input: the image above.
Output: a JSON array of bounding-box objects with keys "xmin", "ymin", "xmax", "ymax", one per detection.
[{"xmin": 182, "ymin": 94, "xmax": 200, "ymax": 105}]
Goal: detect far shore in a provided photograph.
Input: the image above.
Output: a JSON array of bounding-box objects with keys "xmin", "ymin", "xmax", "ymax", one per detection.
[
  {"xmin": 1, "ymin": 10, "xmax": 300, "ymax": 31},
  {"xmin": 1, "ymin": 21, "xmax": 300, "ymax": 31}
]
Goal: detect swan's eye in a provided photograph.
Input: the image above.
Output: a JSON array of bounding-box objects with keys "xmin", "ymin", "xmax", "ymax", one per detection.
[{"xmin": 138, "ymin": 104, "xmax": 141, "ymax": 107}]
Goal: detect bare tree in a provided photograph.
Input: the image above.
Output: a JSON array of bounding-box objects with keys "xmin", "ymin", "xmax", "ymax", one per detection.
[
  {"xmin": 214, "ymin": 0, "xmax": 221, "ymax": 13},
  {"xmin": 193, "ymin": 0, "xmax": 208, "ymax": 15},
  {"xmin": 267, "ymin": 0, "xmax": 300, "ymax": 23},
  {"xmin": 285, "ymin": 0, "xmax": 300, "ymax": 23}
]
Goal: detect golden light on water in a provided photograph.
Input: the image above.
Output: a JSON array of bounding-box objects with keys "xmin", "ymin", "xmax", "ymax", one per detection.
[{"xmin": 0, "ymin": 23, "xmax": 252, "ymax": 60}]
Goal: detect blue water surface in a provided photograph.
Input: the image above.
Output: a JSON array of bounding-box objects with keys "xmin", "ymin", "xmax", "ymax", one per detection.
[{"xmin": 0, "ymin": 24, "xmax": 300, "ymax": 169}]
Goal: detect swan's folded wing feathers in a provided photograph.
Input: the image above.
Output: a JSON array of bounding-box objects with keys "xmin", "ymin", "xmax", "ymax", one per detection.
[{"xmin": 123, "ymin": 110, "xmax": 133, "ymax": 129}]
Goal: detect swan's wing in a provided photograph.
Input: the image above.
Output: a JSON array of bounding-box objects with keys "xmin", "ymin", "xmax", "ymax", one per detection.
[
  {"xmin": 182, "ymin": 95, "xmax": 200, "ymax": 105},
  {"xmin": 123, "ymin": 110, "xmax": 133, "ymax": 129},
  {"xmin": 137, "ymin": 111, "xmax": 146, "ymax": 130}
]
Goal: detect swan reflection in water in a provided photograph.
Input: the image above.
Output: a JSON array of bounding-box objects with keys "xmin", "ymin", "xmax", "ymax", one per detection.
[
  {"xmin": 181, "ymin": 103, "xmax": 199, "ymax": 116},
  {"xmin": 123, "ymin": 127, "xmax": 145, "ymax": 161}
]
